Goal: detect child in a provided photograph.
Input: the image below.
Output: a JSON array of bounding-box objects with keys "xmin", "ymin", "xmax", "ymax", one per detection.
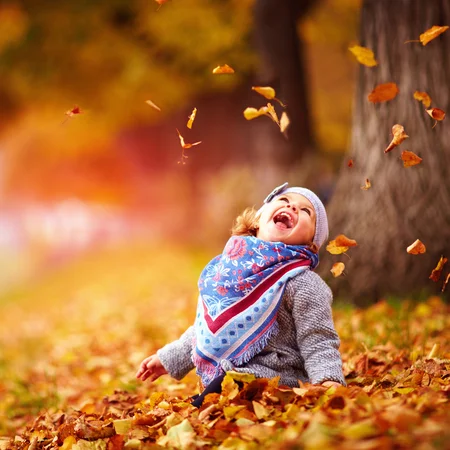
[{"xmin": 136, "ymin": 182, "xmax": 346, "ymax": 406}]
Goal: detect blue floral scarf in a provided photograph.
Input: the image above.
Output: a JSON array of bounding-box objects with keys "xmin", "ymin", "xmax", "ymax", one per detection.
[{"xmin": 193, "ymin": 235, "xmax": 319, "ymax": 386}]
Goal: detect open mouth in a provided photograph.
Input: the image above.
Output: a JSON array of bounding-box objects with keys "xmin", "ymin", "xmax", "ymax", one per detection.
[{"xmin": 273, "ymin": 211, "xmax": 294, "ymax": 229}]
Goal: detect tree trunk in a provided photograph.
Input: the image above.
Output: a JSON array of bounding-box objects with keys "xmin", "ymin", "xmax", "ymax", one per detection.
[
  {"xmin": 323, "ymin": 0, "xmax": 450, "ymax": 304},
  {"xmin": 253, "ymin": 0, "xmax": 317, "ymax": 165}
]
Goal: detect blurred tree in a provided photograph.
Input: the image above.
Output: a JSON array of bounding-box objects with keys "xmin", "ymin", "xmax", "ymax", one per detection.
[
  {"xmin": 323, "ymin": 0, "xmax": 450, "ymax": 304},
  {"xmin": 253, "ymin": 0, "xmax": 317, "ymax": 164}
]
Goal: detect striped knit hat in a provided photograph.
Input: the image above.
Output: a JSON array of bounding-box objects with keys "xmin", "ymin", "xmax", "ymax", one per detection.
[{"xmin": 262, "ymin": 182, "xmax": 329, "ymax": 248}]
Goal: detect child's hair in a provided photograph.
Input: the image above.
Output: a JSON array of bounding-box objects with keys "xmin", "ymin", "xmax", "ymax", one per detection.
[{"xmin": 231, "ymin": 207, "xmax": 319, "ymax": 254}]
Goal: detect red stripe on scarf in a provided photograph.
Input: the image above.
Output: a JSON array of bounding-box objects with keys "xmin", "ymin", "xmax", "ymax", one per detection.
[{"xmin": 203, "ymin": 259, "xmax": 309, "ymax": 333}]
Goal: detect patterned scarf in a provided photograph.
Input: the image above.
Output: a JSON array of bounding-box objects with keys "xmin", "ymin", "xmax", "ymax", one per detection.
[{"xmin": 193, "ymin": 235, "xmax": 319, "ymax": 386}]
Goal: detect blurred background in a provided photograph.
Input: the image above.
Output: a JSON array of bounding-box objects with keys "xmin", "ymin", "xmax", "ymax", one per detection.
[{"xmin": 0, "ymin": 0, "xmax": 360, "ymax": 295}]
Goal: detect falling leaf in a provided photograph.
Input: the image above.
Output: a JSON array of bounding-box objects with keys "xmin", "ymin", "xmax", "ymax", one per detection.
[
  {"xmin": 347, "ymin": 159, "xmax": 354, "ymax": 168},
  {"xmin": 407, "ymin": 239, "xmax": 426, "ymax": 255},
  {"xmin": 252, "ymin": 86, "xmax": 286, "ymax": 107},
  {"xmin": 187, "ymin": 107, "xmax": 197, "ymax": 129},
  {"xmin": 280, "ymin": 112, "xmax": 290, "ymax": 133},
  {"xmin": 243, "ymin": 106, "xmax": 269, "ymax": 120},
  {"xmin": 266, "ymin": 103, "xmax": 279, "ymax": 125},
  {"xmin": 145, "ymin": 100, "xmax": 161, "ymax": 111},
  {"xmin": 413, "ymin": 91, "xmax": 432, "ymax": 108},
  {"xmin": 426, "ymin": 108, "xmax": 445, "ymax": 128},
  {"xmin": 361, "ymin": 178, "xmax": 371, "ymax": 190},
  {"xmin": 176, "ymin": 129, "xmax": 202, "ymax": 165},
  {"xmin": 420, "ymin": 25, "xmax": 449, "ymax": 46},
  {"xmin": 326, "ymin": 235, "xmax": 357, "ymax": 255},
  {"xmin": 385, "ymin": 124, "xmax": 409, "ymax": 153},
  {"xmin": 62, "ymin": 105, "xmax": 83, "ymax": 124},
  {"xmin": 348, "ymin": 45, "xmax": 378, "ymax": 67},
  {"xmin": 331, "ymin": 262, "xmax": 345, "ymax": 277},
  {"xmin": 155, "ymin": 0, "xmax": 169, "ymax": 5},
  {"xmin": 429, "ymin": 256, "xmax": 448, "ymax": 282},
  {"xmin": 442, "ymin": 273, "xmax": 450, "ymax": 292},
  {"xmin": 212, "ymin": 64, "xmax": 235, "ymax": 74},
  {"xmin": 368, "ymin": 83, "xmax": 399, "ymax": 103},
  {"xmin": 401, "ymin": 150, "xmax": 422, "ymax": 167}
]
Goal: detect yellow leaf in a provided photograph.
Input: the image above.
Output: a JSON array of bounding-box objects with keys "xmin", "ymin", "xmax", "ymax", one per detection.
[
  {"xmin": 252, "ymin": 401, "xmax": 270, "ymax": 420},
  {"xmin": 176, "ymin": 129, "xmax": 201, "ymax": 149},
  {"xmin": 223, "ymin": 405, "xmax": 247, "ymax": 420},
  {"xmin": 348, "ymin": 45, "xmax": 378, "ymax": 67},
  {"xmin": 385, "ymin": 124, "xmax": 409, "ymax": 153},
  {"xmin": 401, "ymin": 150, "xmax": 422, "ymax": 167},
  {"xmin": 61, "ymin": 436, "xmax": 77, "ymax": 450},
  {"xmin": 442, "ymin": 273, "xmax": 450, "ymax": 292},
  {"xmin": 413, "ymin": 91, "xmax": 432, "ymax": 108},
  {"xmin": 326, "ymin": 235, "xmax": 357, "ymax": 255},
  {"xmin": 187, "ymin": 107, "xmax": 197, "ymax": 129},
  {"xmin": 419, "ymin": 25, "xmax": 449, "ymax": 46},
  {"xmin": 243, "ymin": 106, "xmax": 268, "ymax": 120},
  {"xmin": 330, "ymin": 262, "xmax": 345, "ymax": 278},
  {"xmin": 361, "ymin": 178, "xmax": 371, "ymax": 190},
  {"xmin": 429, "ymin": 255, "xmax": 448, "ymax": 282},
  {"xmin": 341, "ymin": 420, "xmax": 379, "ymax": 440},
  {"xmin": 266, "ymin": 103, "xmax": 279, "ymax": 125},
  {"xmin": 212, "ymin": 64, "xmax": 235, "ymax": 74},
  {"xmin": 145, "ymin": 100, "xmax": 161, "ymax": 111},
  {"xmin": 252, "ymin": 86, "xmax": 276, "ymax": 100},
  {"xmin": 280, "ymin": 112, "xmax": 290, "ymax": 133},
  {"xmin": 368, "ymin": 83, "xmax": 399, "ymax": 103},
  {"xmin": 113, "ymin": 419, "xmax": 132, "ymax": 435},
  {"xmin": 406, "ymin": 239, "xmax": 426, "ymax": 255},
  {"xmin": 393, "ymin": 387, "xmax": 415, "ymax": 394}
]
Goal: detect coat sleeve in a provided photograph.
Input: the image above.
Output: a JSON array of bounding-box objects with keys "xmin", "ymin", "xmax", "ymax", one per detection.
[
  {"xmin": 287, "ymin": 270, "xmax": 346, "ymax": 385},
  {"xmin": 156, "ymin": 326, "xmax": 196, "ymax": 380}
]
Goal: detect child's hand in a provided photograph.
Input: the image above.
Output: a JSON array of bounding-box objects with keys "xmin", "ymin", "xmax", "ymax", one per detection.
[
  {"xmin": 136, "ymin": 354, "xmax": 168, "ymax": 382},
  {"xmin": 321, "ymin": 380, "xmax": 341, "ymax": 388}
]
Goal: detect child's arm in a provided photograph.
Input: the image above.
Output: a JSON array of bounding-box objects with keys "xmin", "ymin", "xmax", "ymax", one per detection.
[
  {"xmin": 136, "ymin": 326, "xmax": 196, "ymax": 382},
  {"xmin": 289, "ymin": 271, "xmax": 346, "ymax": 386}
]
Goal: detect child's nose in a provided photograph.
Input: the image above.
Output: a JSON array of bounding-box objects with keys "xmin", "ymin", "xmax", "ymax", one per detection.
[{"xmin": 288, "ymin": 204, "xmax": 297, "ymax": 213}]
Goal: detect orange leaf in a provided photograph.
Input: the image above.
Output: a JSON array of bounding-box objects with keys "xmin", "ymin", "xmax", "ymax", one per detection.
[
  {"xmin": 65, "ymin": 105, "xmax": 82, "ymax": 118},
  {"xmin": 155, "ymin": 0, "xmax": 169, "ymax": 4},
  {"xmin": 145, "ymin": 100, "xmax": 161, "ymax": 111},
  {"xmin": 330, "ymin": 262, "xmax": 345, "ymax": 277},
  {"xmin": 361, "ymin": 178, "xmax": 371, "ymax": 190},
  {"xmin": 280, "ymin": 112, "xmax": 290, "ymax": 133},
  {"xmin": 348, "ymin": 45, "xmax": 378, "ymax": 67},
  {"xmin": 176, "ymin": 129, "xmax": 201, "ymax": 149},
  {"xmin": 368, "ymin": 83, "xmax": 399, "ymax": 103},
  {"xmin": 212, "ymin": 64, "xmax": 235, "ymax": 74},
  {"xmin": 419, "ymin": 25, "xmax": 449, "ymax": 46},
  {"xmin": 413, "ymin": 91, "xmax": 432, "ymax": 108},
  {"xmin": 426, "ymin": 107, "xmax": 445, "ymax": 121},
  {"xmin": 385, "ymin": 124, "xmax": 409, "ymax": 153},
  {"xmin": 187, "ymin": 107, "xmax": 197, "ymax": 129},
  {"xmin": 442, "ymin": 273, "xmax": 450, "ymax": 293},
  {"xmin": 406, "ymin": 239, "xmax": 426, "ymax": 255},
  {"xmin": 243, "ymin": 106, "xmax": 269, "ymax": 120},
  {"xmin": 347, "ymin": 159, "xmax": 354, "ymax": 168},
  {"xmin": 401, "ymin": 150, "xmax": 422, "ymax": 167},
  {"xmin": 252, "ymin": 86, "xmax": 276, "ymax": 100},
  {"xmin": 326, "ymin": 235, "xmax": 357, "ymax": 255},
  {"xmin": 429, "ymin": 255, "xmax": 448, "ymax": 282}
]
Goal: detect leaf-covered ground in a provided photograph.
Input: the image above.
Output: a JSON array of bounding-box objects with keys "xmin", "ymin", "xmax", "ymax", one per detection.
[{"xmin": 0, "ymin": 242, "xmax": 449, "ymax": 449}]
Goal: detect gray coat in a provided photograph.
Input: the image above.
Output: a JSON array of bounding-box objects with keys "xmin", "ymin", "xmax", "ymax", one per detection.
[{"xmin": 157, "ymin": 269, "xmax": 346, "ymax": 387}]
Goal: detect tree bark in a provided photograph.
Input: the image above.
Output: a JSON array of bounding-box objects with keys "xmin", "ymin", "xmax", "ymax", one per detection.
[{"xmin": 323, "ymin": 0, "xmax": 450, "ymax": 304}]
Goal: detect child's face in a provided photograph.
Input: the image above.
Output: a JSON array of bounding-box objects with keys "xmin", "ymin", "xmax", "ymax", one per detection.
[{"xmin": 256, "ymin": 193, "xmax": 316, "ymax": 246}]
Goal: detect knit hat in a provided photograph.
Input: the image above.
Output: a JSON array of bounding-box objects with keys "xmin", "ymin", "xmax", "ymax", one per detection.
[{"xmin": 261, "ymin": 182, "xmax": 329, "ymax": 248}]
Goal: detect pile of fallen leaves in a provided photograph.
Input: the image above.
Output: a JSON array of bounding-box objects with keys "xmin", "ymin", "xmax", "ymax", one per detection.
[{"xmin": 0, "ymin": 241, "xmax": 449, "ymax": 449}]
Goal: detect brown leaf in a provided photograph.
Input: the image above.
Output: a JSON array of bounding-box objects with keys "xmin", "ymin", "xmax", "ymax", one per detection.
[
  {"xmin": 330, "ymin": 262, "xmax": 345, "ymax": 278},
  {"xmin": 419, "ymin": 25, "xmax": 449, "ymax": 46},
  {"xmin": 426, "ymin": 108, "xmax": 445, "ymax": 128},
  {"xmin": 385, "ymin": 124, "xmax": 409, "ymax": 153},
  {"xmin": 347, "ymin": 158, "xmax": 354, "ymax": 168},
  {"xmin": 406, "ymin": 239, "xmax": 426, "ymax": 255},
  {"xmin": 368, "ymin": 83, "xmax": 399, "ymax": 103},
  {"xmin": 348, "ymin": 45, "xmax": 378, "ymax": 67},
  {"xmin": 429, "ymin": 256, "xmax": 448, "ymax": 282},
  {"xmin": 413, "ymin": 91, "xmax": 432, "ymax": 108},
  {"xmin": 401, "ymin": 150, "xmax": 422, "ymax": 167},
  {"xmin": 212, "ymin": 64, "xmax": 235, "ymax": 74},
  {"xmin": 361, "ymin": 178, "xmax": 371, "ymax": 190}
]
